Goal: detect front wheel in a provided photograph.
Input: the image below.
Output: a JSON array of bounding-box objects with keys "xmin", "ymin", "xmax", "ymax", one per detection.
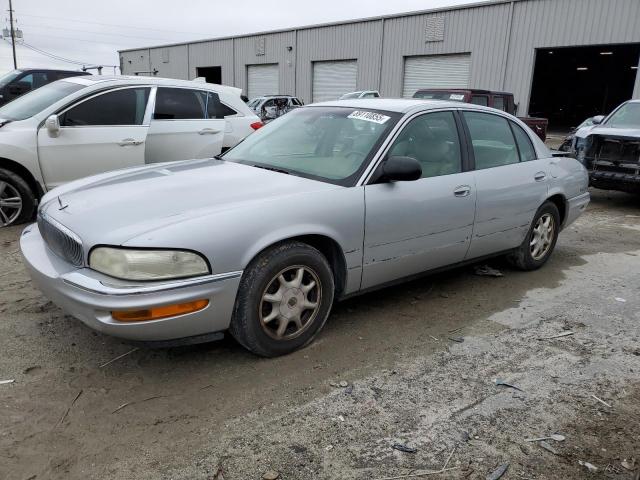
[
  {"xmin": 230, "ymin": 241, "xmax": 335, "ymax": 357},
  {"xmin": 507, "ymin": 201, "xmax": 560, "ymax": 271},
  {"xmin": 0, "ymin": 168, "xmax": 36, "ymax": 227}
]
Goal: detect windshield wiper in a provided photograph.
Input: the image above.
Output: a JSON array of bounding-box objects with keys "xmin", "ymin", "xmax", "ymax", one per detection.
[
  {"xmin": 251, "ymin": 164, "xmax": 290, "ymax": 175},
  {"xmin": 213, "ymin": 154, "xmax": 225, "ymax": 160}
]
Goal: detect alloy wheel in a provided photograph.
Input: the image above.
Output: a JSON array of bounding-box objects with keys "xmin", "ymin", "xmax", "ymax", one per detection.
[
  {"xmin": 530, "ymin": 213, "xmax": 555, "ymax": 260},
  {"xmin": 0, "ymin": 181, "xmax": 22, "ymax": 227},
  {"xmin": 259, "ymin": 265, "xmax": 322, "ymax": 341}
]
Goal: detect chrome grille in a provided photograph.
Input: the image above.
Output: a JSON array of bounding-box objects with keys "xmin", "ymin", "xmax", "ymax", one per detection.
[{"xmin": 37, "ymin": 213, "xmax": 84, "ymax": 267}]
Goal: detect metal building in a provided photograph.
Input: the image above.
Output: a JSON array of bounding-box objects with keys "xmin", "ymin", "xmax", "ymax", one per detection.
[{"xmin": 119, "ymin": 0, "xmax": 640, "ymax": 128}]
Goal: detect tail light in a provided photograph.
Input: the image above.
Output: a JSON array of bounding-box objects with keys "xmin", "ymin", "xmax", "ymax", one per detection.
[{"xmin": 250, "ymin": 121, "xmax": 264, "ymax": 130}]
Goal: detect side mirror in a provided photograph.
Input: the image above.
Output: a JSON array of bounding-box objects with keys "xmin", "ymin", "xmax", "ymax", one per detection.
[
  {"xmin": 591, "ymin": 115, "xmax": 605, "ymax": 125},
  {"xmin": 377, "ymin": 156, "xmax": 422, "ymax": 183},
  {"xmin": 45, "ymin": 114, "xmax": 60, "ymax": 138}
]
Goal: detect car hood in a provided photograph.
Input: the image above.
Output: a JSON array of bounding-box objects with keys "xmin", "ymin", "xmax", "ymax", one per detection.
[
  {"xmin": 40, "ymin": 159, "xmax": 338, "ymax": 246},
  {"xmin": 575, "ymin": 125, "xmax": 640, "ymax": 140}
]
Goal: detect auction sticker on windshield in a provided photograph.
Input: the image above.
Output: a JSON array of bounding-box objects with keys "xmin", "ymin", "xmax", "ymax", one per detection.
[
  {"xmin": 449, "ymin": 94, "xmax": 465, "ymax": 101},
  {"xmin": 347, "ymin": 111, "xmax": 391, "ymax": 124}
]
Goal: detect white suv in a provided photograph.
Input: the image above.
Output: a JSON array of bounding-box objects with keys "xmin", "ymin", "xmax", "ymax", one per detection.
[{"xmin": 0, "ymin": 75, "xmax": 262, "ymax": 227}]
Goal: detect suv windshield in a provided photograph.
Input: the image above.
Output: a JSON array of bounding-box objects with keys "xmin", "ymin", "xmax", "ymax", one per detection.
[
  {"xmin": 224, "ymin": 106, "xmax": 399, "ymax": 185},
  {"xmin": 0, "ymin": 80, "xmax": 85, "ymax": 121},
  {"xmin": 604, "ymin": 102, "xmax": 640, "ymax": 128},
  {"xmin": 413, "ymin": 90, "xmax": 466, "ymax": 101},
  {"xmin": 0, "ymin": 69, "xmax": 22, "ymax": 88}
]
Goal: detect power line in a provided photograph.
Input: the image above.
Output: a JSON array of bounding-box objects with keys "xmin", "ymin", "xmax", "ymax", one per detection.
[
  {"xmin": 18, "ymin": 21, "xmax": 186, "ymax": 43},
  {"xmin": 4, "ymin": 38, "xmax": 117, "ymax": 68},
  {"xmin": 23, "ymin": 31, "xmax": 138, "ymax": 47},
  {"xmin": 16, "ymin": 12, "xmax": 211, "ymax": 37}
]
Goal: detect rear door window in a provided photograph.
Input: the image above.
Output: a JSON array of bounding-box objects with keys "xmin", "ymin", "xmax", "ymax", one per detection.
[
  {"xmin": 463, "ymin": 111, "xmax": 520, "ymax": 170},
  {"xmin": 206, "ymin": 92, "xmax": 238, "ymax": 118},
  {"xmin": 154, "ymin": 87, "xmax": 207, "ymax": 120},
  {"xmin": 470, "ymin": 95, "xmax": 489, "ymax": 106},
  {"xmin": 61, "ymin": 87, "xmax": 151, "ymax": 126},
  {"xmin": 510, "ymin": 122, "xmax": 537, "ymax": 162},
  {"xmin": 493, "ymin": 96, "xmax": 506, "ymax": 112}
]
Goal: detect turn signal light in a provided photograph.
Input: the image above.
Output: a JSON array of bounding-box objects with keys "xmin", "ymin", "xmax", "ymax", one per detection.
[
  {"xmin": 112, "ymin": 299, "xmax": 209, "ymax": 322},
  {"xmin": 250, "ymin": 121, "xmax": 264, "ymax": 130}
]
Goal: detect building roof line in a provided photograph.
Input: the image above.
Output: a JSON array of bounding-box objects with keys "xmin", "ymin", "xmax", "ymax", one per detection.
[{"xmin": 119, "ymin": 0, "xmax": 524, "ymax": 53}]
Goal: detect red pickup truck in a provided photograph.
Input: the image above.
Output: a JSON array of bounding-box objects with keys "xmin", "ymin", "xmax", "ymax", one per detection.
[{"xmin": 413, "ymin": 89, "xmax": 549, "ymax": 141}]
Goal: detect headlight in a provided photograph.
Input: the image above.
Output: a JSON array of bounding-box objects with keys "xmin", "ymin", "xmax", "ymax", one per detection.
[{"xmin": 89, "ymin": 247, "xmax": 210, "ymax": 281}]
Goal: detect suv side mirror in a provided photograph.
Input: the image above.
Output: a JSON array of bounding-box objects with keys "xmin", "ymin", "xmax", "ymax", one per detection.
[
  {"xmin": 45, "ymin": 114, "xmax": 60, "ymax": 137},
  {"xmin": 591, "ymin": 115, "xmax": 605, "ymax": 125},
  {"xmin": 376, "ymin": 156, "xmax": 422, "ymax": 183}
]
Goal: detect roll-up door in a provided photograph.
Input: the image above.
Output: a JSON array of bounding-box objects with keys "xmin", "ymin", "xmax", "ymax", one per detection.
[
  {"xmin": 247, "ymin": 64, "xmax": 279, "ymax": 99},
  {"xmin": 312, "ymin": 60, "xmax": 357, "ymax": 102},
  {"xmin": 403, "ymin": 54, "xmax": 471, "ymax": 98}
]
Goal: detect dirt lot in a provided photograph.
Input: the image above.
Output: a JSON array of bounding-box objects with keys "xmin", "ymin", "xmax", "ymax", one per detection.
[{"xmin": 1, "ymin": 189, "xmax": 639, "ymax": 480}]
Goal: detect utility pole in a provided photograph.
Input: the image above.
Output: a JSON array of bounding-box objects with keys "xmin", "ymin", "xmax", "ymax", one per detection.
[{"xmin": 8, "ymin": 0, "xmax": 17, "ymax": 68}]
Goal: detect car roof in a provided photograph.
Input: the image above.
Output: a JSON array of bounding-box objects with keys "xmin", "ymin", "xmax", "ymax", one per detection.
[
  {"xmin": 62, "ymin": 75, "xmax": 243, "ymax": 96},
  {"xmin": 414, "ymin": 88, "xmax": 513, "ymax": 96},
  {"xmin": 310, "ymin": 98, "xmax": 473, "ymax": 113}
]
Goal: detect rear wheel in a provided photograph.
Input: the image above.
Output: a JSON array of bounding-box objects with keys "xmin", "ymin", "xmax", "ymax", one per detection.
[
  {"xmin": 0, "ymin": 168, "xmax": 36, "ymax": 227},
  {"xmin": 230, "ymin": 241, "xmax": 335, "ymax": 357},
  {"xmin": 508, "ymin": 201, "xmax": 560, "ymax": 271}
]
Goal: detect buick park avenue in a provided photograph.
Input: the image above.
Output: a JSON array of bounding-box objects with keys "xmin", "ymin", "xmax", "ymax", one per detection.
[{"xmin": 21, "ymin": 99, "xmax": 590, "ymax": 357}]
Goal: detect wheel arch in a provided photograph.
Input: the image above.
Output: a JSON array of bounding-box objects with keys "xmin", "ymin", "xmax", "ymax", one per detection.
[
  {"xmin": 546, "ymin": 193, "xmax": 567, "ymax": 227},
  {"xmin": 0, "ymin": 157, "xmax": 44, "ymax": 199},
  {"xmin": 244, "ymin": 233, "xmax": 348, "ymax": 298}
]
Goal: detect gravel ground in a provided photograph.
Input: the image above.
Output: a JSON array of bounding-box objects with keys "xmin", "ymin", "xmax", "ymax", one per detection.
[{"xmin": 1, "ymin": 189, "xmax": 639, "ymax": 480}]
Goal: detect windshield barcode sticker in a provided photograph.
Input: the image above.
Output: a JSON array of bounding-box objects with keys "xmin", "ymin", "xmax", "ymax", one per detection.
[
  {"xmin": 348, "ymin": 111, "xmax": 390, "ymax": 124},
  {"xmin": 449, "ymin": 94, "xmax": 465, "ymax": 100}
]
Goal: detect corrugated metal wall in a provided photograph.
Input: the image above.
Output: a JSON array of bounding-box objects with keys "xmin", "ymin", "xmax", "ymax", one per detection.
[
  {"xmin": 188, "ymin": 39, "xmax": 234, "ymax": 83},
  {"xmin": 120, "ymin": 0, "xmax": 640, "ymax": 111},
  {"xmin": 381, "ymin": 2, "xmax": 512, "ymax": 98},
  {"xmin": 296, "ymin": 20, "xmax": 383, "ymax": 103},
  {"xmin": 234, "ymin": 30, "xmax": 297, "ymax": 97}
]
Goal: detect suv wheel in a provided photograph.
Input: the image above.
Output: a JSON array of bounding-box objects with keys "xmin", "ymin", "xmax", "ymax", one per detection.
[
  {"xmin": 230, "ymin": 241, "xmax": 335, "ymax": 357},
  {"xmin": 0, "ymin": 168, "xmax": 36, "ymax": 227}
]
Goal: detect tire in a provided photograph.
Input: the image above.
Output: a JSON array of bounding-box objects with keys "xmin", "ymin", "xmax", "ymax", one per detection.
[
  {"xmin": 230, "ymin": 241, "xmax": 335, "ymax": 357},
  {"xmin": 507, "ymin": 201, "xmax": 560, "ymax": 271},
  {"xmin": 0, "ymin": 168, "xmax": 36, "ymax": 227}
]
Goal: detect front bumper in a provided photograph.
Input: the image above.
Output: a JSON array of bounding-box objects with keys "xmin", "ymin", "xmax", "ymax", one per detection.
[
  {"xmin": 20, "ymin": 224, "xmax": 242, "ymax": 342},
  {"xmin": 590, "ymin": 170, "xmax": 640, "ymax": 194}
]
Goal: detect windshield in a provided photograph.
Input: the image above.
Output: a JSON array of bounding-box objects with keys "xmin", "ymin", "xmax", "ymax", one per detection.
[
  {"xmin": 413, "ymin": 91, "xmax": 466, "ymax": 101},
  {"xmin": 339, "ymin": 92, "xmax": 362, "ymax": 100},
  {"xmin": 247, "ymin": 98, "xmax": 262, "ymax": 108},
  {"xmin": 0, "ymin": 69, "xmax": 22, "ymax": 88},
  {"xmin": 0, "ymin": 80, "xmax": 85, "ymax": 121},
  {"xmin": 224, "ymin": 106, "xmax": 399, "ymax": 185},
  {"xmin": 604, "ymin": 102, "xmax": 640, "ymax": 128}
]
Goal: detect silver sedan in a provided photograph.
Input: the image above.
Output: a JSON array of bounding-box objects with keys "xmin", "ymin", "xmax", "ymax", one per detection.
[{"xmin": 21, "ymin": 99, "xmax": 590, "ymax": 356}]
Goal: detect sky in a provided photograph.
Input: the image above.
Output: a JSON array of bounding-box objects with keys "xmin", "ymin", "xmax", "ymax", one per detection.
[{"xmin": 0, "ymin": 0, "xmax": 484, "ymax": 75}]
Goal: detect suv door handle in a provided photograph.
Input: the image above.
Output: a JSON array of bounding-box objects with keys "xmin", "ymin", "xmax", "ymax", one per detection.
[
  {"xmin": 453, "ymin": 185, "xmax": 472, "ymax": 197},
  {"xmin": 118, "ymin": 139, "xmax": 144, "ymax": 146},
  {"xmin": 534, "ymin": 172, "xmax": 547, "ymax": 182},
  {"xmin": 198, "ymin": 128, "xmax": 220, "ymax": 135}
]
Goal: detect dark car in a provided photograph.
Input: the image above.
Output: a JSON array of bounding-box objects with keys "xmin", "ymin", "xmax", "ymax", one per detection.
[
  {"xmin": 0, "ymin": 69, "xmax": 90, "ymax": 107},
  {"xmin": 413, "ymin": 88, "xmax": 549, "ymax": 141}
]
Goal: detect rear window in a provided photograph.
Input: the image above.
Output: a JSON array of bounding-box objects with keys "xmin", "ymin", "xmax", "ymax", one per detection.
[{"xmin": 154, "ymin": 87, "xmax": 206, "ymax": 120}]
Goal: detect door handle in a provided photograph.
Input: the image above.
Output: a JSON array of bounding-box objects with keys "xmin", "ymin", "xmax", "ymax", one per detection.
[
  {"xmin": 198, "ymin": 128, "xmax": 220, "ymax": 135},
  {"xmin": 453, "ymin": 185, "xmax": 471, "ymax": 197},
  {"xmin": 534, "ymin": 172, "xmax": 547, "ymax": 182},
  {"xmin": 118, "ymin": 138, "xmax": 144, "ymax": 146}
]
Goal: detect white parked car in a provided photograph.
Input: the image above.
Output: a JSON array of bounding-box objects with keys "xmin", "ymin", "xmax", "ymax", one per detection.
[{"xmin": 0, "ymin": 75, "xmax": 262, "ymax": 227}]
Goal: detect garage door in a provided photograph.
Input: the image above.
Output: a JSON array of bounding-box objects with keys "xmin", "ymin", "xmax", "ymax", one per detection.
[
  {"xmin": 313, "ymin": 60, "xmax": 357, "ymax": 102},
  {"xmin": 247, "ymin": 64, "xmax": 279, "ymax": 99},
  {"xmin": 402, "ymin": 54, "xmax": 471, "ymax": 98}
]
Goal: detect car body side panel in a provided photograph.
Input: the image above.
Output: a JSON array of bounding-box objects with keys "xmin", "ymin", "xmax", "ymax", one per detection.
[
  {"xmin": 362, "ymin": 172, "xmax": 476, "ymax": 290},
  {"xmin": 466, "ymin": 159, "xmax": 549, "ymax": 259},
  {"xmin": 121, "ymin": 186, "xmax": 366, "ymax": 296}
]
